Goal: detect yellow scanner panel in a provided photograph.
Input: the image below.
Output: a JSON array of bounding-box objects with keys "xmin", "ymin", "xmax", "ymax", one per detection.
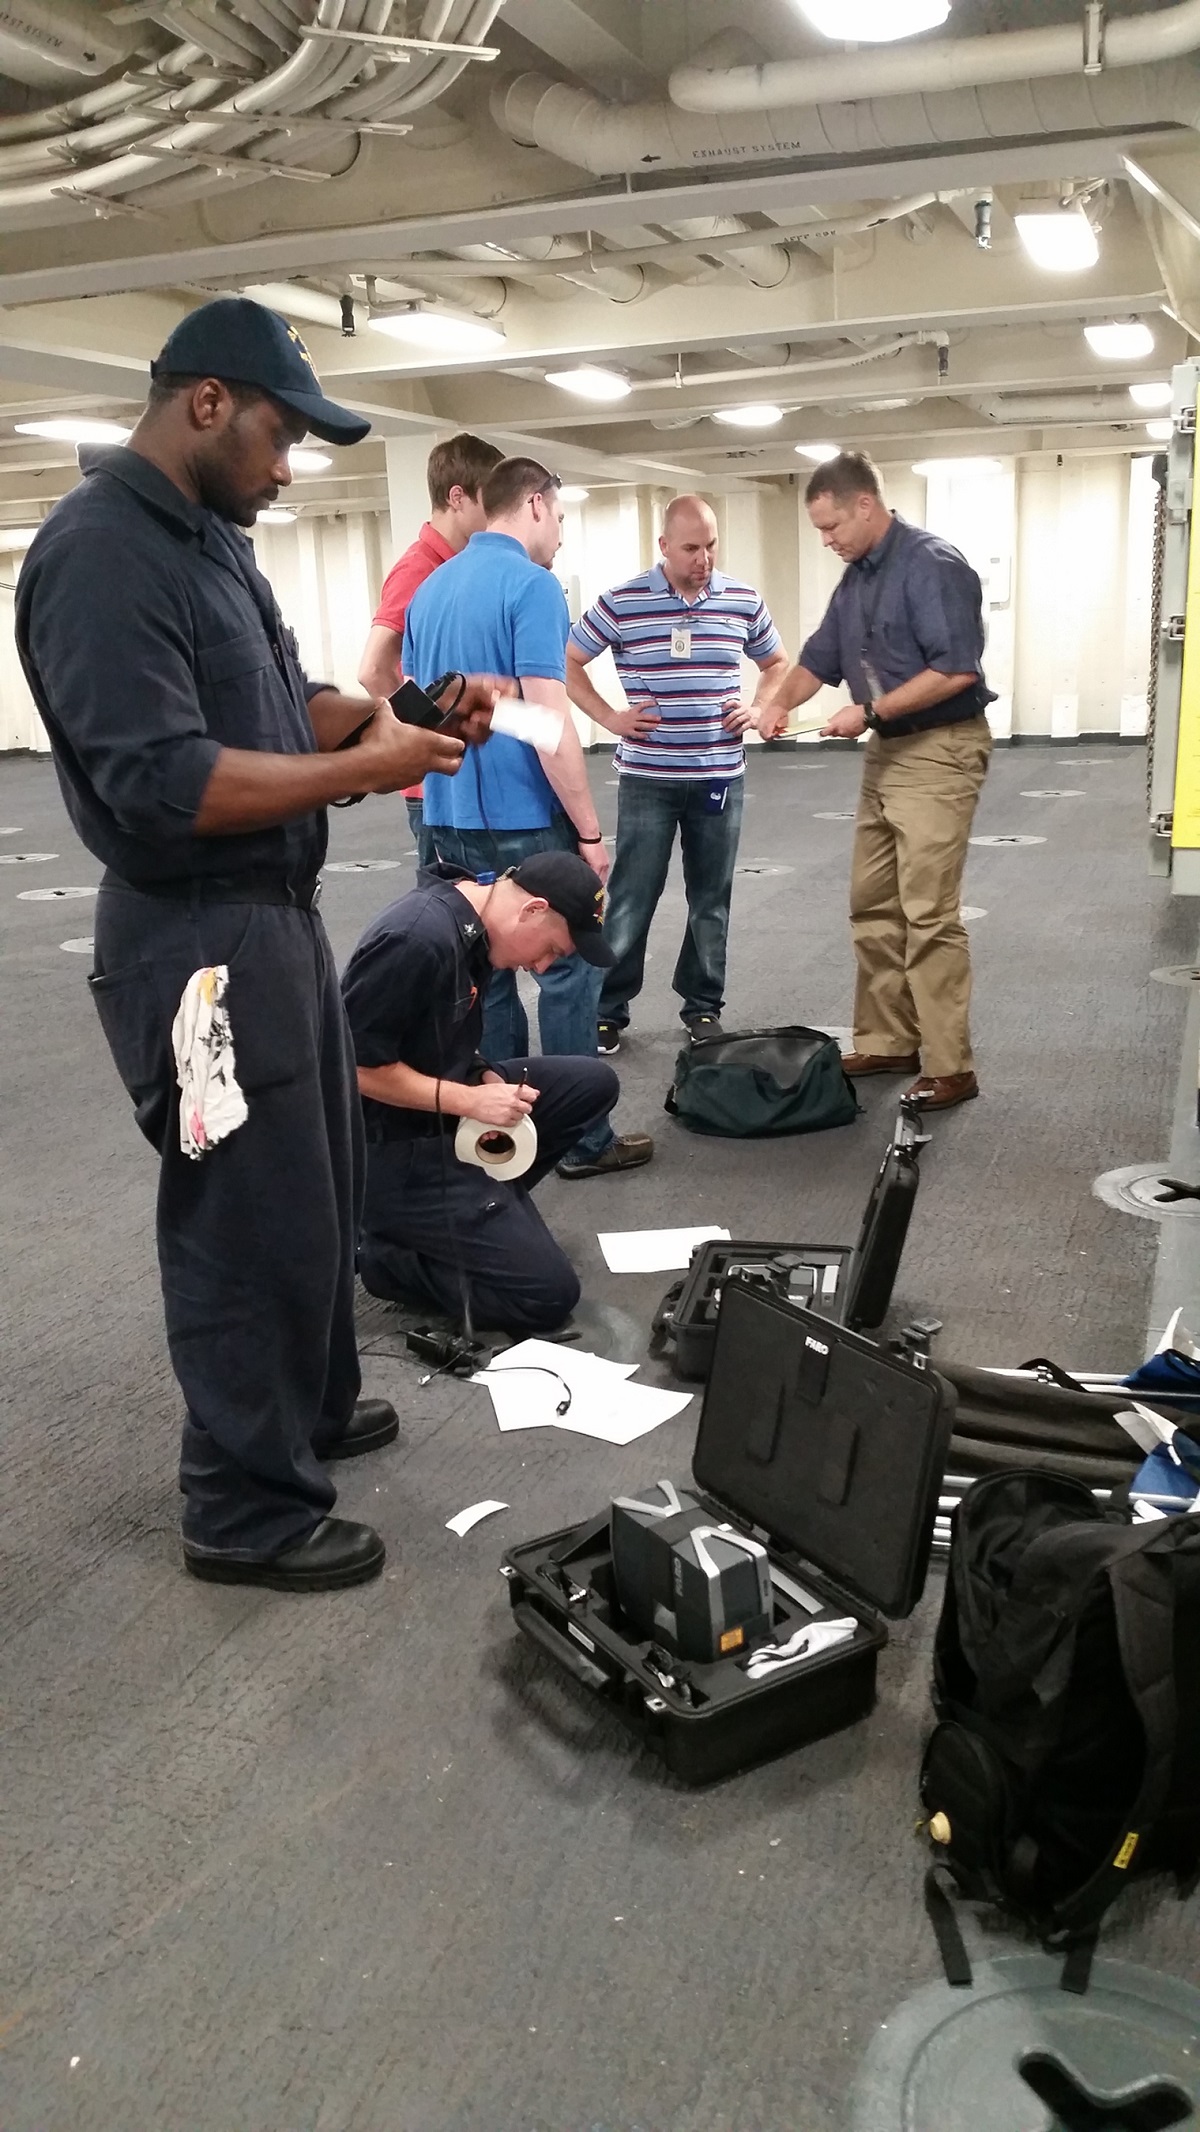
[{"xmin": 1174, "ymin": 429, "xmax": 1200, "ymax": 847}]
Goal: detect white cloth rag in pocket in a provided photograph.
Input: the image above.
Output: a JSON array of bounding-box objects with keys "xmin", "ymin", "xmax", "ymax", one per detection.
[{"xmin": 171, "ymin": 963, "xmax": 249, "ymax": 1159}]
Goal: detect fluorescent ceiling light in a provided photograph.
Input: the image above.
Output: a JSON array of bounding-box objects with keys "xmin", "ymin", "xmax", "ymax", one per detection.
[
  {"xmin": 1085, "ymin": 320, "xmax": 1155, "ymax": 360},
  {"xmin": 256, "ymin": 507, "xmax": 296, "ymax": 524},
  {"xmin": 795, "ymin": 442, "xmax": 841, "ymax": 462},
  {"xmin": 369, "ymin": 308, "xmax": 506, "ymax": 355},
  {"xmin": 713, "ymin": 403, "xmax": 783, "ymax": 429},
  {"xmin": 15, "ymin": 417, "xmax": 131, "ymax": 444},
  {"xmin": 1014, "ymin": 205, "xmax": 1099, "ymax": 274},
  {"xmin": 288, "ymin": 447, "xmax": 332, "ymax": 473},
  {"xmin": 0, "ymin": 525, "xmax": 39, "ymax": 548},
  {"xmin": 559, "ymin": 484, "xmax": 590, "ymax": 503},
  {"xmin": 912, "ymin": 457, "xmax": 1003, "ymax": 477},
  {"xmin": 545, "ymin": 365, "xmax": 631, "ymax": 402},
  {"xmin": 1145, "ymin": 419, "xmax": 1174, "ymax": 442},
  {"xmin": 1130, "ymin": 380, "xmax": 1172, "ymax": 409},
  {"xmin": 798, "ymin": 0, "xmax": 949, "ymax": 38}
]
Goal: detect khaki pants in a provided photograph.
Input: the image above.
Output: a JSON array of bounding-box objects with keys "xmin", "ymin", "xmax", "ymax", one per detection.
[{"xmin": 849, "ymin": 716, "xmax": 992, "ymax": 1078}]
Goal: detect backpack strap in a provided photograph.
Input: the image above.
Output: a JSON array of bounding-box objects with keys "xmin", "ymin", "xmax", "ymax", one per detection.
[
  {"xmin": 1045, "ymin": 1540, "xmax": 1180, "ymax": 1960},
  {"xmin": 1016, "ymin": 1356, "xmax": 1093, "ymax": 1394},
  {"xmin": 923, "ymin": 1865, "xmax": 974, "ymax": 1988}
]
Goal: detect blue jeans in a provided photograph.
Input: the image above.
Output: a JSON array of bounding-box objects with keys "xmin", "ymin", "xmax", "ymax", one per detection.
[
  {"xmin": 600, "ymin": 774, "xmax": 744, "ymax": 1028},
  {"xmin": 405, "ymin": 797, "xmax": 436, "ymax": 872},
  {"xmin": 427, "ymin": 814, "xmax": 612, "ymax": 1160}
]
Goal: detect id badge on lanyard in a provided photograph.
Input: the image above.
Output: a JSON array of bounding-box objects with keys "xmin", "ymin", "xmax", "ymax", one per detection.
[{"xmin": 670, "ymin": 625, "xmax": 692, "ymax": 660}]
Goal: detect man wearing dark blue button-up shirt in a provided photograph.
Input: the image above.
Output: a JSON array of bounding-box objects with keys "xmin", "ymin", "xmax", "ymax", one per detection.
[
  {"xmin": 15, "ymin": 297, "xmax": 497, "ymax": 1593},
  {"xmin": 759, "ymin": 451, "xmax": 993, "ymax": 1112}
]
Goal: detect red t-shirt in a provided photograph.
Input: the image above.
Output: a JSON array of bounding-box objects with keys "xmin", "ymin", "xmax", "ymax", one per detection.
[{"xmin": 372, "ymin": 521, "xmax": 455, "ymax": 799}]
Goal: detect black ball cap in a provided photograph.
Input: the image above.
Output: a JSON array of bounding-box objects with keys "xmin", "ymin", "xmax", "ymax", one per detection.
[
  {"xmin": 511, "ymin": 851, "xmax": 615, "ymax": 968},
  {"xmin": 150, "ymin": 296, "xmax": 371, "ymax": 446}
]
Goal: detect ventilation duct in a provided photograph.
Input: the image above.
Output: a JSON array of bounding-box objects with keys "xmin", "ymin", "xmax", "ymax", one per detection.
[
  {"xmin": 491, "ymin": 62, "xmax": 1200, "ymax": 180},
  {"xmin": 669, "ymin": 3, "xmax": 1200, "ymax": 114}
]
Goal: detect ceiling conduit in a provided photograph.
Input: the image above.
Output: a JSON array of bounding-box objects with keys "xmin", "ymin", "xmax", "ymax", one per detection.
[
  {"xmin": 669, "ymin": 2, "xmax": 1200, "ymax": 114},
  {"xmin": 490, "ymin": 60, "xmax": 1200, "ymax": 180},
  {"xmin": 0, "ymin": 0, "xmax": 505, "ymax": 224}
]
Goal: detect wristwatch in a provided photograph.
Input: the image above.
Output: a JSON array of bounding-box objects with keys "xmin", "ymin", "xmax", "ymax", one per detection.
[{"xmin": 862, "ymin": 700, "xmax": 884, "ymax": 732}]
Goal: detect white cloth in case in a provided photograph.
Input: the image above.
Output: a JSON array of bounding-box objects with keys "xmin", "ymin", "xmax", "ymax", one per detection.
[{"xmin": 171, "ymin": 963, "xmax": 249, "ymax": 1159}]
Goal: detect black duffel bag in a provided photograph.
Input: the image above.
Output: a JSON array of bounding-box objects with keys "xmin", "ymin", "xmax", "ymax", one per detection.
[{"xmin": 665, "ymin": 1025, "xmax": 859, "ymax": 1139}]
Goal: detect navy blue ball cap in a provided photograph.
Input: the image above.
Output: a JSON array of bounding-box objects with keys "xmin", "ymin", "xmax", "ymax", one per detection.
[
  {"xmin": 150, "ymin": 296, "xmax": 370, "ymax": 446},
  {"xmin": 511, "ymin": 850, "xmax": 615, "ymax": 967}
]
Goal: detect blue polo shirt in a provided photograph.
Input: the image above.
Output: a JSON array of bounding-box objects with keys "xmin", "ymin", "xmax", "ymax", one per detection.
[
  {"xmin": 570, "ymin": 563, "xmax": 781, "ymax": 780},
  {"xmin": 402, "ymin": 529, "xmax": 569, "ymax": 831},
  {"xmin": 800, "ymin": 513, "xmax": 995, "ymax": 737}
]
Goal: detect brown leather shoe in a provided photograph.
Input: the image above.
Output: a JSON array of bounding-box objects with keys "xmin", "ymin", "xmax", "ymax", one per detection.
[
  {"xmin": 841, "ymin": 1050, "xmax": 920, "ymax": 1077},
  {"xmin": 904, "ymin": 1071, "xmax": 979, "ymax": 1111}
]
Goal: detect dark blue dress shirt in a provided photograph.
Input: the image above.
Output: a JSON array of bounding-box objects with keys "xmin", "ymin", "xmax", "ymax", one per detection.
[
  {"xmin": 800, "ymin": 512, "xmax": 995, "ymax": 737},
  {"xmin": 15, "ymin": 445, "xmax": 329, "ymax": 892}
]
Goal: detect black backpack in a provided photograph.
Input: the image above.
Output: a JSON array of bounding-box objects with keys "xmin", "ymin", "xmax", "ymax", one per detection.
[
  {"xmin": 919, "ymin": 1470, "xmax": 1200, "ymax": 1991},
  {"xmin": 665, "ymin": 1025, "xmax": 858, "ymax": 1139}
]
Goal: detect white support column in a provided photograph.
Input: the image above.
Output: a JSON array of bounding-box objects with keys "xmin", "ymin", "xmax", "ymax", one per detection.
[{"xmin": 384, "ymin": 435, "xmax": 434, "ymax": 563}]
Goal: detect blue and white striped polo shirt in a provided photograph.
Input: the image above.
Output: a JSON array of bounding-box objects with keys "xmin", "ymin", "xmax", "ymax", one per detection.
[{"xmin": 569, "ymin": 563, "xmax": 783, "ymax": 781}]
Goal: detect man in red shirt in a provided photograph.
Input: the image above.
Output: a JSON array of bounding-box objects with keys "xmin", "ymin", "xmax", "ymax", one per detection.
[{"xmin": 359, "ymin": 432, "xmax": 503, "ymax": 864}]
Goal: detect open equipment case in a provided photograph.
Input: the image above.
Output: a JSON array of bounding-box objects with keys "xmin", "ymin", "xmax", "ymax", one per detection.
[
  {"xmin": 653, "ymin": 1103, "xmax": 928, "ymax": 1383},
  {"xmin": 502, "ymin": 1282, "xmax": 955, "ymax": 1785}
]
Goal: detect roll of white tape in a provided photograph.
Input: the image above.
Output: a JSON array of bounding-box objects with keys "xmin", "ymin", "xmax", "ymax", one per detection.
[{"xmin": 454, "ymin": 1111, "xmax": 538, "ymax": 1182}]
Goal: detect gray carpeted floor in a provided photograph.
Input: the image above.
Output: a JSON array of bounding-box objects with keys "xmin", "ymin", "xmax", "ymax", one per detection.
[{"xmin": 3, "ymin": 742, "xmax": 1197, "ymax": 2132}]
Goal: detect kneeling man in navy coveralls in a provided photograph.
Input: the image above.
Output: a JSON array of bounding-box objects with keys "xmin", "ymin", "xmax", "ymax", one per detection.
[{"xmin": 342, "ymin": 853, "xmax": 618, "ymax": 1333}]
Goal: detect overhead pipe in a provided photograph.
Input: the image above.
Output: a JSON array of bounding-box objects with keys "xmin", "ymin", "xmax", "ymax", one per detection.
[
  {"xmin": 968, "ymin": 392, "xmax": 1149, "ymax": 424},
  {"xmin": 491, "ymin": 61, "xmax": 1200, "ymax": 181},
  {"xmin": 669, "ymin": 4, "xmax": 1200, "ymax": 115},
  {"xmin": 0, "ymin": 0, "xmax": 503, "ymax": 223},
  {"xmin": 657, "ymin": 217, "xmax": 791, "ymax": 289}
]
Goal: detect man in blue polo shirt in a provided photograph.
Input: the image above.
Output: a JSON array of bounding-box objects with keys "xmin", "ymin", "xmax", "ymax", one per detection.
[
  {"xmin": 566, "ymin": 495, "xmax": 788, "ymax": 1054},
  {"xmin": 403, "ymin": 454, "xmax": 652, "ymax": 1180}
]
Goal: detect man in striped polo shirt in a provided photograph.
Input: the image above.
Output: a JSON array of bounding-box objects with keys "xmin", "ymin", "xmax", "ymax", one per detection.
[{"xmin": 566, "ymin": 495, "xmax": 788, "ymax": 1054}]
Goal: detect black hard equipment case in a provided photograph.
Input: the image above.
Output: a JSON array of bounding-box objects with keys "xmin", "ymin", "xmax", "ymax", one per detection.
[
  {"xmin": 502, "ymin": 1284, "xmax": 955, "ymax": 1785},
  {"xmin": 652, "ymin": 1105, "xmax": 927, "ymax": 1382}
]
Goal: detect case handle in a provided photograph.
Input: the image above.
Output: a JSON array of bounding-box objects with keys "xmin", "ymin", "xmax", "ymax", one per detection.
[{"xmin": 512, "ymin": 1601, "xmax": 614, "ymax": 1695}]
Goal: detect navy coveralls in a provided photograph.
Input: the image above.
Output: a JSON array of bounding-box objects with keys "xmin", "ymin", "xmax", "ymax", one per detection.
[
  {"xmin": 16, "ymin": 447, "xmax": 362, "ymax": 1558},
  {"xmin": 341, "ymin": 873, "xmax": 618, "ymax": 1332}
]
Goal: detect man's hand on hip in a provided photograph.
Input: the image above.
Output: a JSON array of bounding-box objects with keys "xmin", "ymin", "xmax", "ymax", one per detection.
[
  {"xmin": 722, "ymin": 698, "xmax": 757, "ymax": 735},
  {"xmin": 822, "ymin": 703, "xmax": 869, "ymax": 740},
  {"xmin": 580, "ymin": 839, "xmax": 610, "ymax": 885},
  {"xmin": 356, "ymin": 703, "xmax": 466, "ymax": 791},
  {"xmin": 609, "ymin": 699, "xmax": 662, "ymax": 741}
]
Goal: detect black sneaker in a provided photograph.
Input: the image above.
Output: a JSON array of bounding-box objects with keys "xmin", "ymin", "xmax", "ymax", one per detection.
[
  {"xmin": 597, "ymin": 1021, "xmax": 622, "ymax": 1055},
  {"xmin": 685, "ymin": 1014, "xmax": 725, "ymax": 1045}
]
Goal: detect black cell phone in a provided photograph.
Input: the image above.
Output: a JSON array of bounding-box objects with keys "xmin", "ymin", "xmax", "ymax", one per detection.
[
  {"xmin": 389, "ymin": 678, "xmax": 455, "ymax": 732},
  {"xmin": 336, "ymin": 679, "xmax": 457, "ymax": 755}
]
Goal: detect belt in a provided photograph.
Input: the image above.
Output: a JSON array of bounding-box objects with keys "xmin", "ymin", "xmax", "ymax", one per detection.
[{"xmin": 101, "ymin": 867, "xmax": 321, "ymax": 909}]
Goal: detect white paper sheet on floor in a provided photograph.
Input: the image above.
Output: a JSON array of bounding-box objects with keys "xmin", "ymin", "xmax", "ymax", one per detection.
[
  {"xmin": 473, "ymin": 1337, "xmax": 694, "ymax": 1444},
  {"xmin": 171, "ymin": 963, "xmax": 248, "ymax": 1160}
]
